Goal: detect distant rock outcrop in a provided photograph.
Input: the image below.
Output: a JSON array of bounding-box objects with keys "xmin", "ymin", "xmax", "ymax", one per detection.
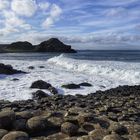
[
  {"xmin": 0, "ymin": 38, "xmax": 77, "ymax": 53},
  {"xmin": 5, "ymin": 41, "xmax": 35, "ymax": 52},
  {"xmin": 36, "ymin": 38, "xmax": 77, "ymax": 53}
]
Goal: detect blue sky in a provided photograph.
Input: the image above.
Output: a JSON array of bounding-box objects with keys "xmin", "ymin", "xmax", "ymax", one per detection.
[{"xmin": 0, "ymin": 0, "xmax": 140, "ymax": 49}]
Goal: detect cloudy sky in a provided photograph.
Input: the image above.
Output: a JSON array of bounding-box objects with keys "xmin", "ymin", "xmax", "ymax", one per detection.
[{"xmin": 0, "ymin": 0, "xmax": 140, "ymax": 49}]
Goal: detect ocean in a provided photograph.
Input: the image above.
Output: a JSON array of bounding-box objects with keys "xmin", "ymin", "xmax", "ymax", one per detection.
[{"xmin": 0, "ymin": 50, "xmax": 140, "ymax": 101}]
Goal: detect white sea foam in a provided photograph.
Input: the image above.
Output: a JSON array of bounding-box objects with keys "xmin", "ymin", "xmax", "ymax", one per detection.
[{"xmin": 0, "ymin": 54, "xmax": 140, "ymax": 101}]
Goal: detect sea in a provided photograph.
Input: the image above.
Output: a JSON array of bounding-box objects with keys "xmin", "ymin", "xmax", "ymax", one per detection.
[{"xmin": 0, "ymin": 50, "xmax": 140, "ymax": 101}]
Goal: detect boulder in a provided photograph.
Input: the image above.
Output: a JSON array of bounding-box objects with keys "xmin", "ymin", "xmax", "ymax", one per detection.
[
  {"xmin": 77, "ymin": 113, "xmax": 94, "ymax": 124},
  {"xmin": 103, "ymin": 133, "xmax": 123, "ymax": 140},
  {"xmin": 79, "ymin": 82, "xmax": 92, "ymax": 87},
  {"xmin": 27, "ymin": 116, "xmax": 52, "ymax": 132},
  {"xmin": 30, "ymin": 80, "xmax": 51, "ymax": 89},
  {"xmin": 62, "ymin": 84, "xmax": 80, "ymax": 89},
  {"xmin": 0, "ymin": 63, "xmax": 26, "ymax": 75},
  {"xmin": 16, "ymin": 111, "xmax": 33, "ymax": 119},
  {"xmin": 109, "ymin": 122, "xmax": 128, "ymax": 135},
  {"xmin": 61, "ymin": 122, "xmax": 78, "ymax": 136},
  {"xmin": 28, "ymin": 66, "xmax": 35, "ymax": 70},
  {"xmin": 89, "ymin": 129, "xmax": 108, "ymax": 140},
  {"xmin": 37, "ymin": 38, "xmax": 76, "ymax": 53},
  {"xmin": 1, "ymin": 131, "xmax": 29, "ymax": 140},
  {"xmin": 0, "ymin": 110, "xmax": 15, "ymax": 129},
  {"xmin": 32, "ymin": 90, "xmax": 49, "ymax": 100},
  {"xmin": 48, "ymin": 86, "xmax": 58, "ymax": 95},
  {"xmin": 0, "ymin": 129, "xmax": 8, "ymax": 139},
  {"xmin": 12, "ymin": 119, "xmax": 27, "ymax": 131}
]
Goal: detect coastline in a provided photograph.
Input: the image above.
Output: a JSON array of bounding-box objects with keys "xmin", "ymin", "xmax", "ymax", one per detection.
[{"xmin": 0, "ymin": 85, "xmax": 140, "ymax": 139}]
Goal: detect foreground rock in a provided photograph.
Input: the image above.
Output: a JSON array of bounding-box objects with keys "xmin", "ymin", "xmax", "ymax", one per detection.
[
  {"xmin": 0, "ymin": 85, "xmax": 139, "ymax": 139},
  {"xmin": 1, "ymin": 131, "xmax": 29, "ymax": 140},
  {"xmin": 0, "ymin": 110, "xmax": 15, "ymax": 129},
  {"xmin": 0, "ymin": 63, "xmax": 26, "ymax": 75},
  {"xmin": 61, "ymin": 122, "xmax": 78, "ymax": 136}
]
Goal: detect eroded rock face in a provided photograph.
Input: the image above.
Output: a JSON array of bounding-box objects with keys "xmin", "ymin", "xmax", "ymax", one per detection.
[
  {"xmin": 0, "ymin": 63, "xmax": 26, "ymax": 75},
  {"xmin": 37, "ymin": 38, "xmax": 77, "ymax": 53},
  {"xmin": 1, "ymin": 131, "xmax": 29, "ymax": 140},
  {"xmin": 6, "ymin": 41, "xmax": 34, "ymax": 52}
]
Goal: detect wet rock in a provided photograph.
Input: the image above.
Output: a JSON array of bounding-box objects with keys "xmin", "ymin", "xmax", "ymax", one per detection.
[
  {"xmin": 48, "ymin": 86, "xmax": 58, "ymax": 95},
  {"xmin": 77, "ymin": 113, "xmax": 94, "ymax": 124},
  {"xmin": 132, "ymin": 133, "xmax": 140, "ymax": 140},
  {"xmin": 46, "ymin": 132, "xmax": 68, "ymax": 140},
  {"xmin": 89, "ymin": 128, "xmax": 108, "ymax": 140},
  {"xmin": 27, "ymin": 116, "xmax": 51, "ymax": 132},
  {"xmin": 32, "ymin": 90, "xmax": 49, "ymax": 100},
  {"xmin": 39, "ymin": 66, "xmax": 45, "ymax": 68},
  {"xmin": 13, "ymin": 119, "xmax": 27, "ymax": 131},
  {"xmin": 61, "ymin": 122, "xmax": 79, "ymax": 136},
  {"xmin": 62, "ymin": 84, "xmax": 80, "ymax": 89},
  {"xmin": 0, "ymin": 129, "xmax": 8, "ymax": 139},
  {"xmin": 0, "ymin": 110, "xmax": 15, "ymax": 129},
  {"xmin": 28, "ymin": 66, "xmax": 34, "ymax": 70},
  {"xmin": 16, "ymin": 111, "xmax": 33, "ymax": 119},
  {"xmin": 48, "ymin": 117, "xmax": 63, "ymax": 128},
  {"xmin": 81, "ymin": 122, "xmax": 95, "ymax": 133},
  {"xmin": 109, "ymin": 122, "xmax": 128, "ymax": 135},
  {"xmin": 103, "ymin": 133, "xmax": 123, "ymax": 140},
  {"xmin": 11, "ymin": 78, "xmax": 19, "ymax": 81},
  {"xmin": 30, "ymin": 80, "xmax": 51, "ymax": 89},
  {"xmin": 79, "ymin": 82, "xmax": 92, "ymax": 87},
  {"xmin": 0, "ymin": 63, "xmax": 26, "ymax": 75},
  {"xmin": 1, "ymin": 131, "xmax": 29, "ymax": 140}
]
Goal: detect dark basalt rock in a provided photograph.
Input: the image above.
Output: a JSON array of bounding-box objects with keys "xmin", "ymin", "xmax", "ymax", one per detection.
[
  {"xmin": 36, "ymin": 38, "xmax": 77, "ymax": 53},
  {"xmin": 62, "ymin": 84, "xmax": 80, "ymax": 89},
  {"xmin": 48, "ymin": 86, "xmax": 58, "ymax": 95},
  {"xmin": 61, "ymin": 122, "xmax": 79, "ymax": 136},
  {"xmin": 32, "ymin": 90, "xmax": 49, "ymax": 100},
  {"xmin": 79, "ymin": 82, "xmax": 92, "ymax": 87},
  {"xmin": 1, "ymin": 131, "xmax": 29, "ymax": 140},
  {"xmin": 0, "ymin": 63, "xmax": 26, "ymax": 75},
  {"xmin": 28, "ymin": 66, "xmax": 34, "ymax": 70},
  {"xmin": 30, "ymin": 80, "xmax": 52, "ymax": 89},
  {"xmin": 5, "ymin": 41, "xmax": 34, "ymax": 52}
]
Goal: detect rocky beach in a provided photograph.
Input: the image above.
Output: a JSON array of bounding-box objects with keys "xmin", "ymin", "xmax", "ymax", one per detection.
[{"xmin": 0, "ymin": 63, "xmax": 140, "ymax": 140}]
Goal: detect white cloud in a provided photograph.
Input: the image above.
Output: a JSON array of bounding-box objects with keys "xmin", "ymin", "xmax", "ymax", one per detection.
[
  {"xmin": 3, "ymin": 11, "xmax": 25, "ymax": 27},
  {"xmin": 11, "ymin": 0, "xmax": 37, "ymax": 17},
  {"xmin": 42, "ymin": 4, "xmax": 62, "ymax": 28},
  {"xmin": 0, "ymin": 0, "xmax": 10, "ymax": 10},
  {"xmin": 39, "ymin": 2, "xmax": 50, "ymax": 11},
  {"xmin": 50, "ymin": 4, "xmax": 62, "ymax": 17},
  {"xmin": 42, "ymin": 17, "xmax": 54, "ymax": 27}
]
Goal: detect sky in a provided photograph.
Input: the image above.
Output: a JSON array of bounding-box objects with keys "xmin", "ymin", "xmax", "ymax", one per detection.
[{"xmin": 0, "ymin": 0, "xmax": 140, "ymax": 50}]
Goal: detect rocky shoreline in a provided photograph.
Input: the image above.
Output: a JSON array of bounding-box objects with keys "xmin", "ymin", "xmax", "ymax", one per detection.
[{"xmin": 0, "ymin": 85, "xmax": 140, "ymax": 140}]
